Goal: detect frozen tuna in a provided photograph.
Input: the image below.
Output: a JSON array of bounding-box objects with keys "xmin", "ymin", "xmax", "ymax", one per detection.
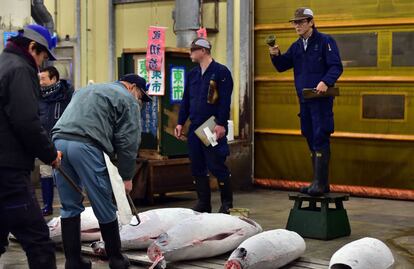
[
  {"xmin": 48, "ymin": 207, "xmax": 100, "ymax": 242},
  {"xmin": 120, "ymin": 207, "xmax": 200, "ymax": 249},
  {"xmin": 329, "ymin": 237, "xmax": 394, "ymax": 269},
  {"xmin": 91, "ymin": 208, "xmax": 200, "ymax": 254},
  {"xmin": 147, "ymin": 213, "xmax": 263, "ymax": 265},
  {"xmin": 225, "ymin": 229, "xmax": 306, "ymax": 269}
]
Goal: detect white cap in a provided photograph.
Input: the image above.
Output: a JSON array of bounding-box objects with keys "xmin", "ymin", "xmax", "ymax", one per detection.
[{"xmin": 191, "ymin": 38, "xmax": 212, "ymax": 50}]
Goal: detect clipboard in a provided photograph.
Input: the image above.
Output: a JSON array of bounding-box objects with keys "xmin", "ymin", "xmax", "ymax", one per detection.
[
  {"xmin": 194, "ymin": 116, "xmax": 217, "ymax": 147},
  {"xmin": 303, "ymin": 87, "xmax": 340, "ymax": 99}
]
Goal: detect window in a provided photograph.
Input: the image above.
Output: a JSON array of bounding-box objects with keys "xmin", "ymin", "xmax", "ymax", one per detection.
[
  {"xmin": 362, "ymin": 94, "xmax": 405, "ymax": 120},
  {"xmin": 392, "ymin": 31, "xmax": 414, "ymax": 67},
  {"xmin": 331, "ymin": 33, "xmax": 378, "ymax": 67}
]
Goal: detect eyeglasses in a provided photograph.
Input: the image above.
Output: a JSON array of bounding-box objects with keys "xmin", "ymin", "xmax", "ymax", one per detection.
[{"xmin": 291, "ymin": 19, "xmax": 309, "ymax": 26}]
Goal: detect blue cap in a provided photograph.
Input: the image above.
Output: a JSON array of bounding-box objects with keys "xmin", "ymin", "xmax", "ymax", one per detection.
[
  {"xmin": 22, "ymin": 24, "xmax": 57, "ymax": 61},
  {"xmin": 119, "ymin": 74, "xmax": 152, "ymax": 102}
]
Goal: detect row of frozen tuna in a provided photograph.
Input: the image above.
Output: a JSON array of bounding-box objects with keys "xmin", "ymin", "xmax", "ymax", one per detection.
[{"xmin": 47, "ymin": 207, "xmax": 395, "ymax": 269}]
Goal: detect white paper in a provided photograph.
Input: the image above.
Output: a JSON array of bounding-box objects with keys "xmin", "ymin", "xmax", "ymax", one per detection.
[
  {"xmin": 227, "ymin": 120, "xmax": 234, "ymax": 142},
  {"xmin": 203, "ymin": 127, "xmax": 218, "ymax": 147},
  {"xmin": 104, "ymin": 153, "xmax": 132, "ymax": 225}
]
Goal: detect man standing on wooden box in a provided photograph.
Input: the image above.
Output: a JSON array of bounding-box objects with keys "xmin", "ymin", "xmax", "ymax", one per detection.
[
  {"xmin": 269, "ymin": 8, "xmax": 343, "ymax": 196},
  {"xmin": 174, "ymin": 38, "xmax": 234, "ymax": 214}
]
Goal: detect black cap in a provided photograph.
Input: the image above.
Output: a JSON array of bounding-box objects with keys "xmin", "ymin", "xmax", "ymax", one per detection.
[{"xmin": 119, "ymin": 74, "xmax": 152, "ymax": 102}]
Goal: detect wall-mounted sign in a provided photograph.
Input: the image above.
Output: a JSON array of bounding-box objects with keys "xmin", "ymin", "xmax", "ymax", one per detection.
[{"xmin": 170, "ymin": 66, "xmax": 185, "ymax": 104}]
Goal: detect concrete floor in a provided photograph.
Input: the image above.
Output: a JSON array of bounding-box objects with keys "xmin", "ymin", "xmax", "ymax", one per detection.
[{"xmin": 1, "ymin": 188, "xmax": 414, "ymax": 268}]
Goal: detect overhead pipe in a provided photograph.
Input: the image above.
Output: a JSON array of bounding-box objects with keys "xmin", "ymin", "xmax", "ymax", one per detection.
[
  {"xmin": 173, "ymin": 0, "xmax": 201, "ymax": 48},
  {"xmin": 108, "ymin": 0, "xmax": 115, "ymax": 81},
  {"xmin": 75, "ymin": 0, "xmax": 81, "ymax": 88},
  {"xmin": 31, "ymin": 0, "xmax": 55, "ymax": 34},
  {"xmin": 226, "ymin": 0, "xmax": 234, "ymax": 74}
]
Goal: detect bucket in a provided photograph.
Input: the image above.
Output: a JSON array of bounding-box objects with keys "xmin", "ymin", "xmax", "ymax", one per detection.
[{"xmin": 229, "ymin": 208, "xmax": 250, "ymax": 218}]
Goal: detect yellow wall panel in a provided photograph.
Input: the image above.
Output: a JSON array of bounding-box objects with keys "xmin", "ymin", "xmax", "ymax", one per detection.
[
  {"xmin": 255, "ymin": 0, "xmax": 414, "ymax": 25},
  {"xmin": 254, "ymin": 0, "xmax": 414, "ymax": 189}
]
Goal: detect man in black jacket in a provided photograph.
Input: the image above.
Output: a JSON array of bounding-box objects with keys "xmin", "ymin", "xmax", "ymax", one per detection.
[
  {"xmin": 38, "ymin": 66, "xmax": 74, "ymax": 216},
  {"xmin": 0, "ymin": 24, "xmax": 61, "ymax": 268}
]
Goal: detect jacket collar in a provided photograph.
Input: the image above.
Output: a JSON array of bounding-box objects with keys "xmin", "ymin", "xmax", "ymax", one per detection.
[
  {"xmin": 196, "ymin": 59, "xmax": 216, "ymax": 77},
  {"xmin": 296, "ymin": 28, "xmax": 320, "ymax": 51},
  {"xmin": 3, "ymin": 41, "xmax": 39, "ymax": 71},
  {"xmin": 307, "ymin": 28, "xmax": 319, "ymax": 44}
]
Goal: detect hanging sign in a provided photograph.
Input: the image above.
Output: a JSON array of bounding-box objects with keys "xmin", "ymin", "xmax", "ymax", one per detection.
[{"xmin": 146, "ymin": 26, "xmax": 166, "ymax": 72}]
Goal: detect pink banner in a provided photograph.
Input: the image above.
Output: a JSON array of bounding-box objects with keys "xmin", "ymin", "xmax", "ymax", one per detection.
[
  {"xmin": 146, "ymin": 26, "xmax": 166, "ymax": 72},
  {"xmin": 197, "ymin": 27, "xmax": 208, "ymax": 38}
]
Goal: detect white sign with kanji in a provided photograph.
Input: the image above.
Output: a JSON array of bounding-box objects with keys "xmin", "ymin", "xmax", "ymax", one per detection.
[{"xmin": 136, "ymin": 57, "xmax": 165, "ymax": 96}]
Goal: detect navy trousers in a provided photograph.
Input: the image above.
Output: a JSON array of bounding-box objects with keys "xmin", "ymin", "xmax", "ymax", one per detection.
[
  {"xmin": 0, "ymin": 167, "xmax": 56, "ymax": 268},
  {"xmin": 187, "ymin": 124, "xmax": 230, "ymax": 179},
  {"xmin": 299, "ymin": 98, "xmax": 334, "ymax": 151}
]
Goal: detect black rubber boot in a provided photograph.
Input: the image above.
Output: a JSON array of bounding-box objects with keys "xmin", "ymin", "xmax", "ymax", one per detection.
[
  {"xmin": 100, "ymin": 219, "xmax": 130, "ymax": 269},
  {"xmin": 191, "ymin": 176, "xmax": 212, "ymax": 213},
  {"xmin": 0, "ymin": 227, "xmax": 8, "ymax": 258},
  {"xmin": 299, "ymin": 151, "xmax": 316, "ymax": 194},
  {"xmin": 61, "ymin": 215, "xmax": 92, "ymax": 269},
  {"xmin": 217, "ymin": 177, "xmax": 233, "ymax": 214},
  {"xmin": 41, "ymin": 176, "xmax": 54, "ymax": 216},
  {"xmin": 0, "ymin": 245, "xmax": 5, "ymax": 258},
  {"xmin": 308, "ymin": 149, "xmax": 331, "ymax": 196}
]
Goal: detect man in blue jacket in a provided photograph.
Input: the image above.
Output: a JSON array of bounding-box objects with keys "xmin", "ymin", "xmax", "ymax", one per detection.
[
  {"xmin": 38, "ymin": 66, "xmax": 74, "ymax": 216},
  {"xmin": 175, "ymin": 38, "xmax": 234, "ymax": 214},
  {"xmin": 52, "ymin": 74, "xmax": 151, "ymax": 269},
  {"xmin": 269, "ymin": 8, "xmax": 343, "ymax": 196}
]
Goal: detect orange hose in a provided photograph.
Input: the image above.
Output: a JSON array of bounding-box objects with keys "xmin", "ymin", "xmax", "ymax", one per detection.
[{"xmin": 254, "ymin": 178, "xmax": 414, "ymax": 201}]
